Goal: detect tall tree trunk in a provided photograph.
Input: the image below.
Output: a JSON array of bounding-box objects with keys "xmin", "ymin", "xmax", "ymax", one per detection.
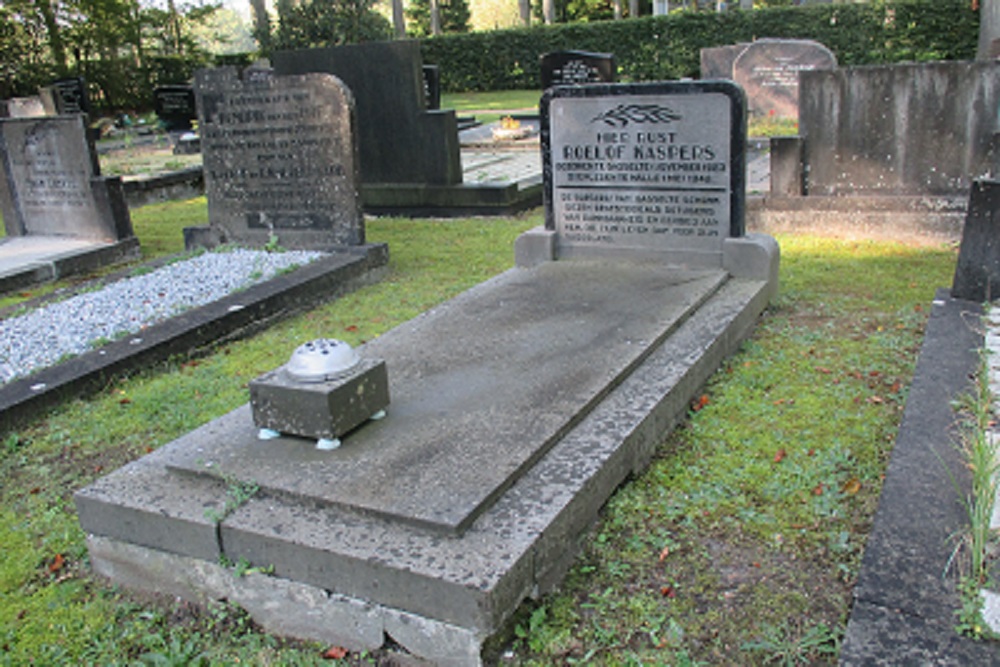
[
  {"xmin": 167, "ymin": 0, "xmax": 183, "ymax": 54},
  {"xmin": 430, "ymin": 0, "xmax": 441, "ymax": 35},
  {"xmin": 249, "ymin": 0, "xmax": 271, "ymax": 52},
  {"xmin": 613, "ymin": 0, "xmax": 622, "ymax": 20},
  {"xmin": 629, "ymin": 0, "xmax": 639, "ymax": 18},
  {"xmin": 519, "ymin": 0, "xmax": 531, "ymax": 26},
  {"xmin": 543, "ymin": 0, "xmax": 554, "ymax": 24},
  {"xmin": 392, "ymin": 0, "xmax": 406, "ymax": 38},
  {"xmin": 37, "ymin": 0, "xmax": 68, "ymax": 73},
  {"xmin": 980, "ymin": 0, "xmax": 1000, "ymax": 59}
]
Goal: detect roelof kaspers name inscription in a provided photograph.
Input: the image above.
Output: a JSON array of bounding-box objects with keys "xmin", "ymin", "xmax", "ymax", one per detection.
[{"xmin": 542, "ymin": 82, "xmax": 746, "ymax": 256}]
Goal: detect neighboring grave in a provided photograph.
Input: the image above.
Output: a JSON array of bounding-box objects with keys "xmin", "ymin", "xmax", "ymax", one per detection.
[
  {"xmin": 422, "ymin": 65, "xmax": 441, "ymax": 111},
  {"xmin": 0, "ymin": 115, "xmax": 134, "ymax": 241},
  {"xmin": 153, "ymin": 85, "xmax": 197, "ymax": 132},
  {"xmin": 952, "ymin": 180, "xmax": 1000, "ymax": 302},
  {"xmin": 190, "ymin": 67, "xmax": 363, "ymax": 250},
  {"xmin": 538, "ymin": 81, "xmax": 746, "ymax": 267},
  {"xmin": 273, "ymin": 41, "xmax": 461, "ymax": 186},
  {"xmin": 0, "ymin": 97, "xmax": 46, "ymax": 118},
  {"xmin": 699, "ymin": 43, "xmax": 751, "ymax": 81},
  {"xmin": 540, "ymin": 50, "xmax": 617, "ymax": 89},
  {"xmin": 40, "ymin": 77, "xmax": 91, "ymax": 117},
  {"xmin": 732, "ymin": 39, "xmax": 837, "ymax": 120}
]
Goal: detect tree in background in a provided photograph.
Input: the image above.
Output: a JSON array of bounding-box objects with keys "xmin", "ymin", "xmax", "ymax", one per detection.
[
  {"xmin": 272, "ymin": 0, "xmax": 393, "ymax": 49},
  {"xmin": 406, "ymin": 0, "xmax": 471, "ymax": 36}
]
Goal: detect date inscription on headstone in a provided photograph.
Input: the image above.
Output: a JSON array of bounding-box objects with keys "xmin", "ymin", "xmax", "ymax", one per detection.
[{"xmin": 543, "ymin": 82, "xmax": 745, "ymax": 258}]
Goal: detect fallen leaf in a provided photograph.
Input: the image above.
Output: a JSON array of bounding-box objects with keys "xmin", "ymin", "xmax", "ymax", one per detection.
[
  {"xmin": 807, "ymin": 448, "xmax": 816, "ymax": 456},
  {"xmin": 658, "ymin": 546, "xmax": 670, "ymax": 562},
  {"xmin": 812, "ymin": 483, "xmax": 825, "ymax": 496},
  {"xmin": 345, "ymin": 325, "xmax": 359, "ymax": 333},
  {"xmin": 841, "ymin": 477, "xmax": 862, "ymax": 495},
  {"xmin": 868, "ymin": 395, "xmax": 884, "ymax": 405},
  {"xmin": 890, "ymin": 380, "xmax": 902, "ymax": 393},
  {"xmin": 322, "ymin": 646, "xmax": 349, "ymax": 660},
  {"xmin": 29, "ymin": 487, "xmax": 41, "ymax": 495},
  {"xmin": 119, "ymin": 397, "xmax": 132, "ymax": 405},
  {"xmin": 48, "ymin": 554, "xmax": 64, "ymax": 573},
  {"xmin": 691, "ymin": 394, "xmax": 710, "ymax": 412},
  {"xmin": 660, "ymin": 585, "xmax": 676, "ymax": 598},
  {"xmin": 815, "ymin": 366, "xmax": 832, "ymax": 374},
  {"xmin": 773, "ymin": 449, "xmax": 787, "ymax": 463}
]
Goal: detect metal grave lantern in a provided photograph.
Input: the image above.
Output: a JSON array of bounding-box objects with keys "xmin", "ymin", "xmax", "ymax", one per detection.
[{"xmin": 249, "ymin": 339, "xmax": 389, "ymax": 450}]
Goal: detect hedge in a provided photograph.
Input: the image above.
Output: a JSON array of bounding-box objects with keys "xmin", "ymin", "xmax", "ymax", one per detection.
[{"xmin": 419, "ymin": 0, "xmax": 979, "ymax": 92}]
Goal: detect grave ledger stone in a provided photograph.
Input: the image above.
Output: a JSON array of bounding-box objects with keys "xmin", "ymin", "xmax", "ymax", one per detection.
[
  {"xmin": 0, "ymin": 115, "xmax": 134, "ymax": 242},
  {"xmin": 540, "ymin": 50, "xmax": 617, "ymax": 90},
  {"xmin": 272, "ymin": 40, "xmax": 461, "ymax": 186},
  {"xmin": 190, "ymin": 67, "xmax": 364, "ymax": 250},
  {"xmin": 533, "ymin": 80, "xmax": 751, "ymax": 269}
]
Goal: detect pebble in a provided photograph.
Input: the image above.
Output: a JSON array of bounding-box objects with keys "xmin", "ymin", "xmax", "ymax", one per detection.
[{"xmin": 0, "ymin": 249, "xmax": 325, "ymax": 385}]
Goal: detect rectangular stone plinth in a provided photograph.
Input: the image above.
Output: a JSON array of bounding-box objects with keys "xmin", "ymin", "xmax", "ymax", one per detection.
[{"xmin": 249, "ymin": 358, "xmax": 389, "ymax": 440}]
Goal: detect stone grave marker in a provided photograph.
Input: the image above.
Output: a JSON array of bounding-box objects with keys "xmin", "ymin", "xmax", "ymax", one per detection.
[
  {"xmin": 539, "ymin": 81, "xmax": 746, "ymax": 267},
  {"xmin": 699, "ymin": 43, "xmax": 751, "ymax": 81},
  {"xmin": 190, "ymin": 67, "xmax": 363, "ymax": 250},
  {"xmin": 540, "ymin": 50, "xmax": 617, "ymax": 90},
  {"xmin": 153, "ymin": 85, "xmax": 197, "ymax": 132},
  {"xmin": 732, "ymin": 38, "xmax": 837, "ymax": 120},
  {"xmin": 952, "ymin": 180, "xmax": 1000, "ymax": 302},
  {"xmin": 0, "ymin": 97, "xmax": 46, "ymax": 118},
  {"xmin": 272, "ymin": 41, "xmax": 461, "ymax": 186},
  {"xmin": 422, "ymin": 65, "xmax": 441, "ymax": 111},
  {"xmin": 0, "ymin": 115, "xmax": 134, "ymax": 241},
  {"xmin": 40, "ymin": 77, "xmax": 91, "ymax": 116}
]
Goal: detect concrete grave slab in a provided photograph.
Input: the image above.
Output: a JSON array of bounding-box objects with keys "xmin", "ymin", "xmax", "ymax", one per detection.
[{"xmin": 166, "ymin": 263, "xmax": 726, "ymax": 534}]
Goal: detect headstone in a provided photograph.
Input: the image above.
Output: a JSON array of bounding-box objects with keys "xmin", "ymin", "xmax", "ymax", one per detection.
[
  {"xmin": 699, "ymin": 43, "xmax": 751, "ymax": 81},
  {"xmin": 272, "ymin": 41, "xmax": 461, "ymax": 186},
  {"xmin": 541, "ymin": 81, "xmax": 746, "ymax": 266},
  {"xmin": 422, "ymin": 65, "xmax": 441, "ymax": 111},
  {"xmin": 732, "ymin": 39, "xmax": 837, "ymax": 120},
  {"xmin": 0, "ymin": 115, "xmax": 134, "ymax": 240},
  {"xmin": 40, "ymin": 77, "xmax": 91, "ymax": 116},
  {"xmin": 952, "ymin": 180, "xmax": 1000, "ymax": 302},
  {"xmin": 540, "ymin": 50, "xmax": 617, "ymax": 90},
  {"xmin": 0, "ymin": 96, "xmax": 47, "ymax": 118},
  {"xmin": 153, "ymin": 85, "xmax": 197, "ymax": 132},
  {"xmin": 192, "ymin": 67, "xmax": 363, "ymax": 250}
]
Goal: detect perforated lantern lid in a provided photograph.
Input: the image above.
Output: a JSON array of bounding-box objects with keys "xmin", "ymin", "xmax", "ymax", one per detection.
[{"xmin": 285, "ymin": 339, "xmax": 360, "ymax": 383}]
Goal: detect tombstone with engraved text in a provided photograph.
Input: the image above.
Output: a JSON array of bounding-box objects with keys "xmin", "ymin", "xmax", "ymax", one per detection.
[
  {"xmin": 191, "ymin": 67, "xmax": 363, "ymax": 250},
  {"xmin": 541, "ymin": 50, "xmax": 616, "ymax": 90},
  {"xmin": 541, "ymin": 81, "xmax": 746, "ymax": 266}
]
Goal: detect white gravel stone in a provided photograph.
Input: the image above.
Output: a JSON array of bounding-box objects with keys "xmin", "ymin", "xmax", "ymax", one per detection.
[{"xmin": 0, "ymin": 249, "xmax": 325, "ymax": 385}]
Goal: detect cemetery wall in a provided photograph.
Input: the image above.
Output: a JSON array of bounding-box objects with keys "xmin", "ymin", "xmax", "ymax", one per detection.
[{"xmin": 800, "ymin": 61, "xmax": 1000, "ymax": 197}]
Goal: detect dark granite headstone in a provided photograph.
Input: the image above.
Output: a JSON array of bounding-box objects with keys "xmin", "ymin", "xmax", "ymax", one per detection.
[
  {"xmin": 733, "ymin": 39, "xmax": 836, "ymax": 120},
  {"xmin": 192, "ymin": 67, "xmax": 363, "ymax": 250},
  {"xmin": 540, "ymin": 50, "xmax": 617, "ymax": 90},
  {"xmin": 273, "ymin": 41, "xmax": 461, "ymax": 186},
  {"xmin": 40, "ymin": 77, "xmax": 91, "ymax": 116},
  {"xmin": 0, "ymin": 116, "xmax": 133, "ymax": 240},
  {"xmin": 153, "ymin": 85, "xmax": 197, "ymax": 132},
  {"xmin": 952, "ymin": 180, "xmax": 1000, "ymax": 302},
  {"xmin": 541, "ymin": 81, "xmax": 746, "ymax": 265}
]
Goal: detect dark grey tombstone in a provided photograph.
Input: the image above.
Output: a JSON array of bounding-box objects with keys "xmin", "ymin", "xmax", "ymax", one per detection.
[
  {"xmin": 40, "ymin": 77, "xmax": 91, "ymax": 116},
  {"xmin": 541, "ymin": 81, "xmax": 746, "ymax": 266},
  {"xmin": 732, "ymin": 39, "xmax": 836, "ymax": 120},
  {"xmin": 422, "ymin": 65, "xmax": 441, "ymax": 111},
  {"xmin": 699, "ymin": 43, "xmax": 750, "ymax": 80},
  {"xmin": 769, "ymin": 136, "xmax": 804, "ymax": 196},
  {"xmin": 273, "ymin": 41, "xmax": 461, "ymax": 186},
  {"xmin": 0, "ymin": 115, "xmax": 133, "ymax": 240},
  {"xmin": 153, "ymin": 85, "xmax": 197, "ymax": 132},
  {"xmin": 192, "ymin": 67, "xmax": 363, "ymax": 250},
  {"xmin": 540, "ymin": 50, "xmax": 617, "ymax": 90},
  {"xmin": 952, "ymin": 181, "xmax": 1000, "ymax": 302}
]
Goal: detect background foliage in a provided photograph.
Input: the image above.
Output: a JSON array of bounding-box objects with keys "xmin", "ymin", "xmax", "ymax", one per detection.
[{"xmin": 421, "ymin": 0, "xmax": 980, "ymax": 91}]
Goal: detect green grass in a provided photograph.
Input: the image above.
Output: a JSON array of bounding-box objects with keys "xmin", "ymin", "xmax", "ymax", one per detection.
[{"xmin": 0, "ymin": 196, "xmax": 960, "ymax": 664}]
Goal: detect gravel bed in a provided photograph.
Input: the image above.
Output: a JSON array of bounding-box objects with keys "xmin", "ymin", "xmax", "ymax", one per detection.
[{"xmin": 0, "ymin": 249, "xmax": 326, "ymax": 385}]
